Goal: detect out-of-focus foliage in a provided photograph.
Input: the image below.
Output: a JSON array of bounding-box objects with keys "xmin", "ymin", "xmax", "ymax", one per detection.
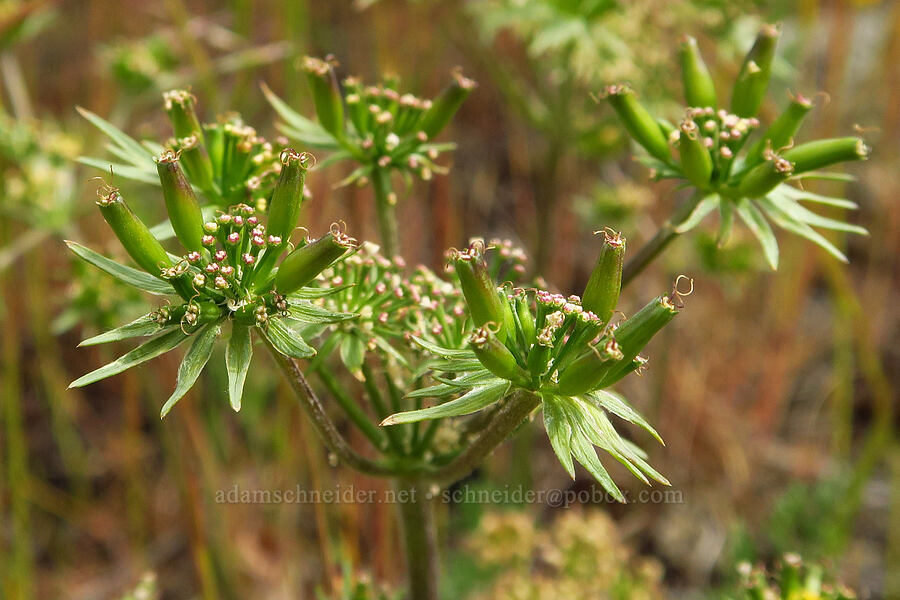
[{"xmin": 462, "ymin": 509, "xmax": 664, "ymax": 600}]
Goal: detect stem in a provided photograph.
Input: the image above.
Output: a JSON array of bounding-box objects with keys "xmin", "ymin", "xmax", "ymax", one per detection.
[
  {"xmin": 426, "ymin": 388, "xmax": 541, "ymax": 488},
  {"xmin": 396, "ymin": 479, "xmax": 439, "ymax": 600},
  {"xmin": 372, "ymin": 166, "xmax": 399, "ymax": 258},
  {"xmin": 621, "ymin": 192, "xmax": 703, "ymax": 287},
  {"xmin": 261, "ymin": 334, "xmax": 410, "ymax": 478}
]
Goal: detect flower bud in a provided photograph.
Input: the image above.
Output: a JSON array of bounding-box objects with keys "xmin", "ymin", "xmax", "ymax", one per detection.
[
  {"xmin": 679, "ymin": 36, "xmax": 717, "ymax": 108},
  {"xmin": 581, "ymin": 230, "xmax": 625, "ymax": 324},
  {"xmin": 781, "ymin": 137, "xmax": 869, "ymax": 174},
  {"xmin": 556, "ymin": 338, "xmax": 623, "ymax": 396},
  {"xmin": 744, "ymin": 93, "xmax": 814, "ymax": 166},
  {"xmin": 677, "ymin": 119, "xmax": 713, "ymax": 187},
  {"xmin": 274, "ymin": 227, "xmax": 356, "ymax": 294},
  {"xmin": 470, "ymin": 325, "xmax": 529, "ymax": 385},
  {"xmin": 156, "ymin": 152, "xmax": 205, "ymax": 252},
  {"xmin": 450, "ymin": 243, "xmax": 512, "ymax": 342},
  {"xmin": 266, "ymin": 149, "xmax": 310, "ymax": 243},
  {"xmin": 730, "ymin": 24, "xmax": 779, "ymax": 117},
  {"xmin": 737, "ymin": 155, "xmax": 794, "ymax": 198},
  {"xmin": 604, "ymin": 84, "xmax": 671, "ymax": 163},
  {"xmin": 419, "ymin": 69, "xmax": 477, "ymax": 138},
  {"xmin": 302, "ymin": 56, "xmax": 344, "ymax": 137}
]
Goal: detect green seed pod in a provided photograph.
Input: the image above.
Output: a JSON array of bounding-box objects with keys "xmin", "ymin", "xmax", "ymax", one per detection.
[
  {"xmin": 274, "ymin": 226, "xmax": 356, "ymax": 294},
  {"xmin": 419, "ymin": 69, "xmax": 477, "ymax": 139},
  {"xmin": 470, "ymin": 325, "xmax": 529, "ymax": 385},
  {"xmin": 515, "ymin": 293, "xmax": 536, "ymax": 346},
  {"xmin": 526, "ymin": 329, "xmax": 554, "ymax": 379},
  {"xmin": 599, "ymin": 355, "xmax": 648, "ymax": 388},
  {"xmin": 96, "ymin": 187, "xmax": 172, "ymax": 276},
  {"xmin": 451, "ymin": 242, "xmax": 510, "ymax": 342},
  {"xmin": 730, "ymin": 24, "xmax": 780, "ymax": 117},
  {"xmin": 302, "ymin": 56, "xmax": 344, "ymax": 138},
  {"xmin": 156, "ymin": 152, "xmax": 205, "ymax": 252},
  {"xmin": 556, "ymin": 338, "xmax": 624, "ymax": 397},
  {"xmin": 597, "ymin": 294, "xmax": 679, "ymax": 387},
  {"xmin": 581, "ymin": 230, "xmax": 625, "ymax": 324},
  {"xmin": 781, "ymin": 137, "xmax": 870, "ymax": 174},
  {"xmin": 679, "ymin": 36, "xmax": 717, "ymax": 108},
  {"xmin": 744, "ymin": 92, "xmax": 814, "ymax": 166},
  {"xmin": 266, "ymin": 149, "xmax": 310, "ymax": 242},
  {"xmin": 677, "ymin": 119, "xmax": 713, "ymax": 187},
  {"xmin": 163, "ymin": 89, "xmax": 215, "ymax": 192},
  {"xmin": 737, "ymin": 155, "xmax": 794, "ymax": 198},
  {"xmin": 604, "ymin": 84, "xmax": 672, "ymax": 163}
]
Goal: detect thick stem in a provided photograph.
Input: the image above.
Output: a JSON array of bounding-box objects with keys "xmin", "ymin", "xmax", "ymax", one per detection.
[
  {"xmin": 621, "ymin": 192, "xmax": 704, "ymax": 288},
  {"xmin": 261, "ymin": 334, "xmax": 409, "ymax": 478},
  {"xmin": 396, "ymin": 479, "xmax": 439, "ymax": 600},
  {"xmin": 426, "ymin": 388, "xmax": 541, "ymax": 488},
  {"xmin": 372, "ymin": 167, "xmax": 399, "ymax": 258}
]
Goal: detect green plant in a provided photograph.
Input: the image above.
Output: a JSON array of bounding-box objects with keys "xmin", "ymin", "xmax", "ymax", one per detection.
[
  {"xmin": 604, "ymin": 24, "xmax": 870, "ymax": 282},
  {"xmin": 734, "ymin": 554, "xmax": 856, "ymax": 600},
  {"xmin": 66, "ymin": 21, "xmax": 874, "ymax": 600}
]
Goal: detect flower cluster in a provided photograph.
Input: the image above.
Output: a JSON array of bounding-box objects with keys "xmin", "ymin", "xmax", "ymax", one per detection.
[
  {"xmin": 68, "ymin": 149, "xmax": 355, "ymax": 416},
  {"xmin": 266, "ymin": 56, "xmax": 475, "ymax": 189},
  {"xmin": 604, "ymin": 25, "xmax": 870, "ymax": 268},
  {"xmin": 383, "ymin": 234, "xmax": 681, "ymax": 500},
  {"xmin": 80, "ymin": 90, "xmax": 285, "ymax": 211}
]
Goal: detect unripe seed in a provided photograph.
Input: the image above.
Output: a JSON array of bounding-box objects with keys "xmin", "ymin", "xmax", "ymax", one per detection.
[
  {"xmin": 470, "ymin": 325, "xmax": 529, "ymax": 385},
  {"xmin": 730, "ymin": 24, "xmax": 779, "ymax": 117},
  {"xmin": 582, "ymin": 230, "xmax": 625, "ymax": 324},
  {"xmin": 266, "ymin": 149, "xmax": 310, "ymax": 243},
  {"xmin": 450, "ymin": 242, "xmax": 511, "ymax": 342},
  {"xmin": 274, "ymin": 227, "xmax": 357, "ymax": 294},
  {"xmin": 302, "ymin": 56, "xmax": 345, "ymax": 137},
  {"xmin": 604, "ymin": 84, "xmax": 671, "ymax": 163},
  {"xmin": 737, "ymin": 155, "xmax": 794, "ymax": 198},
  {"xmin": 679, "ymin": 36, "xmax": 717, "ymax": 108},
  {"xmin": 162, "ymin": 90, "xmax": 215, "ymax": 191},
  {"xmin": 156, "ymin": 152, "xmax": 205, "ymax": 252},
  {"xmin": 781, "ymin": 137, "xmax": 870, "ymax": 174},
  {"xmin": 745, "ymin": 93, "xmax": 814, "ymax": 166},
  {"xmin": 677, "ymin": 119, "xmax": 714, "ymax": 187},
  {"xmin": 96, "ymin": 187, "xmax": 172, "ymax": 277},
  {"xmin": 419, "ymin": 69, "xmax": 477, "ymax": 138},
  {"xmin": 555, "ymin": 338, "xmax": 624, "ymax": 396}
]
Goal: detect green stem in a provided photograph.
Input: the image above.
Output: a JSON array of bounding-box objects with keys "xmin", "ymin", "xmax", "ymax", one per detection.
[
  {"xmin": 315, "ymin": 366, "xmax": 387, "ymax": 452},
  {"xmin": 395, "ymin": 479, "xmax": 439, "ymax": 600},
  {"xmin": 372, "ymin": 167, "xmax": 399, "ymax": 258},
  {"xmin": 621, "ymin": 192, "xmax": 704, "ymax": 288},
  {"xmin": 261, "ymin": 334, "xmax": 410, "ymax": 478},
  {"xmin": 360, "ymin": 361, "xmax": 405, "ymax": 454},
  {"xmin": 425, "ymin": 389, "xmax": 541, "ymax": 487}
]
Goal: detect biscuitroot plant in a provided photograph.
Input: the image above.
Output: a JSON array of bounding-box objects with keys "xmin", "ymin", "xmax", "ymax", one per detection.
[{"xmin": 67, "ymin": 27, "xmax": 870, "ymax": 600}]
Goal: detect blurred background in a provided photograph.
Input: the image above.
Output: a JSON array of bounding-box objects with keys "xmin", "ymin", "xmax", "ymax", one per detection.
[{"xmin": 0, "ymin": 0, "xmax": 897, "ymax": 598}]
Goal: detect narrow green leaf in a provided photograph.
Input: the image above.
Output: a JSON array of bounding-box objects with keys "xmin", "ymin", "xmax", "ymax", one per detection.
[
  {"xmin": 160, "ymin": 323, "xmax": 221, "ymax": 417},
  {"xmin": 77, "ymin": 157, "xmax": 159, "ymax": 184},
  {"xmin": 768, "ymin": 194, "xmax": 867, "ymax": 235},
  {"xmin": 381, "ymin": 380, "xmax": 510, "ymax": 425},
  {"xmin": 757, "ymin": 198, "xmax": 848, "ymax": 262},
  {"xmin": 735, "ymin": 197, "xmax": 779, "ymax": 269},
  {"xmin": 674, "ymin": 194, "xmax": 719, "ymax": 233},
  {"xmin": 70, "ymin": 328, "xmax": 189, "ymax": 388},
  {"xmin": 569, "ymin": 430, "xmax": 625, "ymax": 502},
  {"xmin": 778, "ymin": 185, "xmax": 859, "ymax": 209},
  {"xmin": 76, "ymin": 106, "xmax": 151, "ymax": 166},
  {"xmin": 406, "ymin": 382, "xmax": 459, "ymax": 399},
  {"xmin": 584, "ymin": 390, "xmax": 663, "ymax": 444},
  {"xmin": 66, "ymin": 241, "xmax": 177, "ymax": 295},
  {"xmin": 289, "ymin": 300, "xmax": 356, "ymax": 323},
  {"xmin": 262, "ymin": 317, "xmax": 316, "ymax": 358},
  {"xmin": 226, "ymin": 323, "xmax": 253, "ymax": 412},
  {"xmin": 79, "ymin": 314, "xmax": 168, "ymax": 347},
  {"xmin": 261, "ymin": 83, "xmax": 341, "ymax": 148},
  {"xmin": 339, "ymin": 334, "xmax": 366, "ymax": 374},
  {"xmin": 411, "ymin": 336, "xmax": 474, "ymax": 359},
  {"xmin": 542, "ymin": 396, "xmax": 575, "ymax": 479},
  {"xmin": 717, "ymin": 199, "xmax": 735, "ymax": 247}
]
